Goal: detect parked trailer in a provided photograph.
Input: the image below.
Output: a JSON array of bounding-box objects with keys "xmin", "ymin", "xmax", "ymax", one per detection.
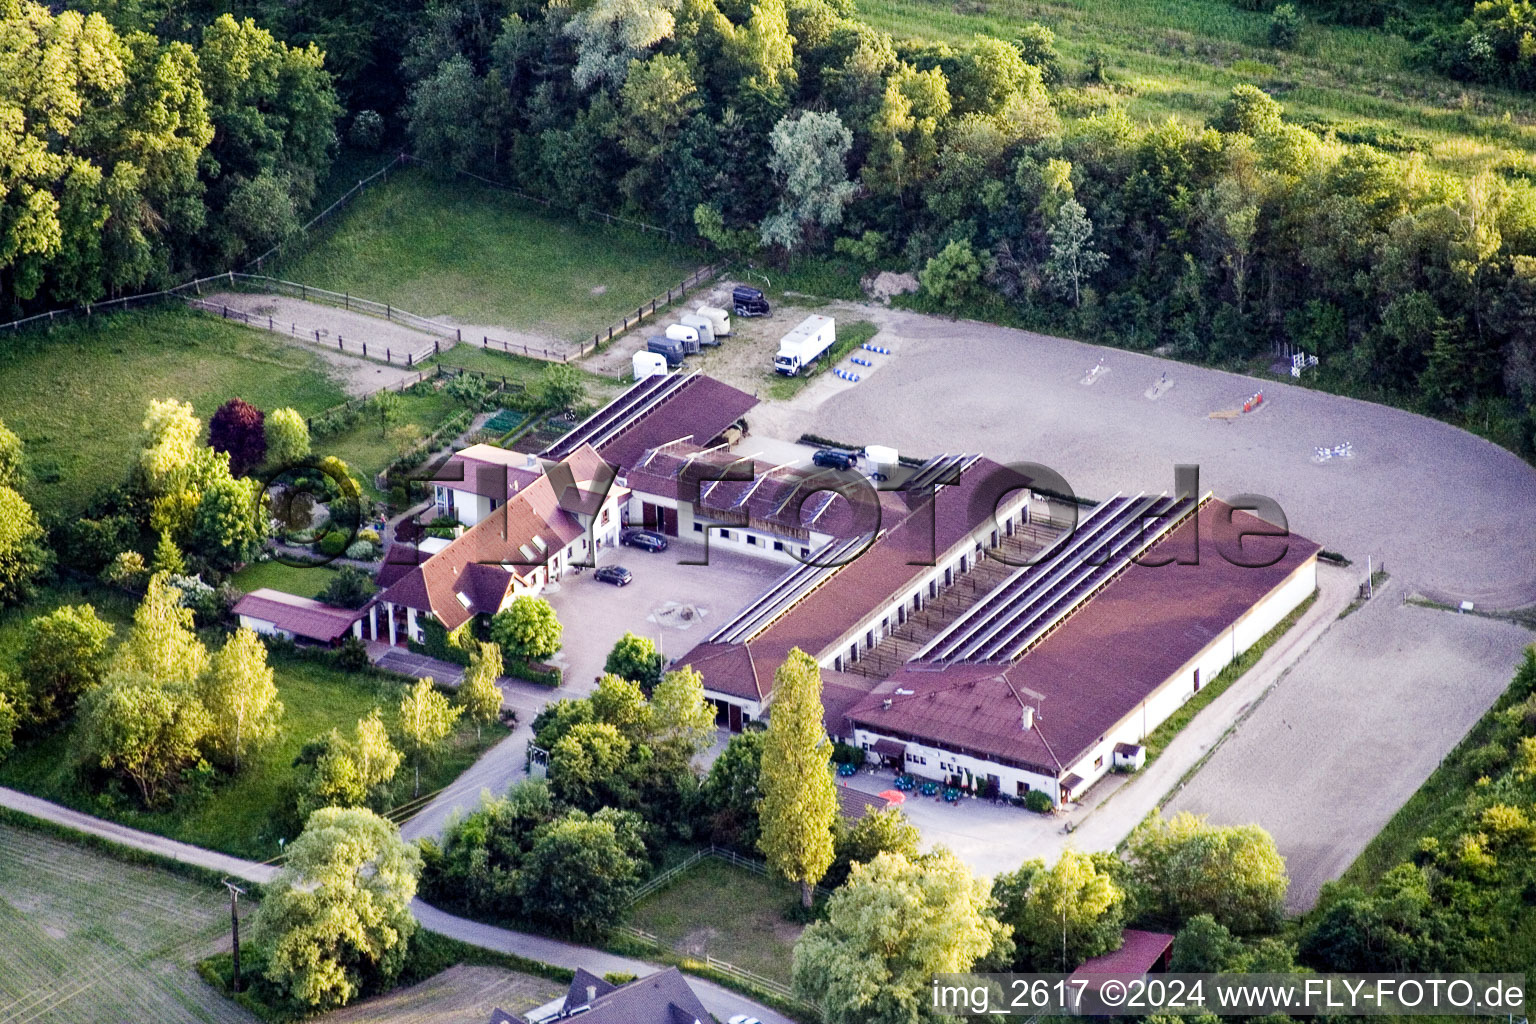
[
  {"xmin": 633, "ymin": 351, "xmax": 669, "ymax": 380},
  {"xmin": 774, "ymin": 314, "xmax": 836, "ymax": 376},
  {"xmin": 679, "ymin": 313, "xmax": 716, "ymax": 346},
  {"xmin": 665, "ymin": 323, "xmax": 701, "ymax": 354},
  {"xmin": 696, "ymin": 305, "xmax": 731, "ymax": 337},
  {"xmin": 647, "ymin": 335, "xmax": 687, "ymax": 367}
]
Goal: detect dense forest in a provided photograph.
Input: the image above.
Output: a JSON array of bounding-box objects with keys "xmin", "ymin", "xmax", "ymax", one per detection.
[{"xmin": 6, "ymin": 0, "xmax": 1536, "ymax": 456}]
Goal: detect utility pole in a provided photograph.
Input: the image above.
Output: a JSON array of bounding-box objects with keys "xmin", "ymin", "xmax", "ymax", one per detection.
[{"xmin": 223, "ymin": 881, "xmax": 247, "ymax": 993}]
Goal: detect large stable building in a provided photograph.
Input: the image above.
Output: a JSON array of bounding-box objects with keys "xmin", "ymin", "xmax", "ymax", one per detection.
[{"xmin": 370, "ymin": 372, "xmax": 1319, "ymax": 806}]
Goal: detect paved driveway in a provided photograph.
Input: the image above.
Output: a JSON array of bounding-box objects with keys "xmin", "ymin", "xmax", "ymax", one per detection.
[
  {"xmin": 375, "ymin": 648, "xmax": 465, "ymax": 686},
  {"xmin": 543, "ymin": 537, "xmax": 785, "ymax": 695}
]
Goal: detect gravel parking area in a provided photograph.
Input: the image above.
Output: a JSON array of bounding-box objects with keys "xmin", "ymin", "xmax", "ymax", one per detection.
[
  {"xmin": 766, "ymin": 303, "xmax": 1536, "ymax": 610},
  {"xmin": 1166, "ymin": 588, "xmax": 1532, "ymax": 910},
  {"xmin": 542, "ymin": 537, "xmax": 786, "ymax": 693}
]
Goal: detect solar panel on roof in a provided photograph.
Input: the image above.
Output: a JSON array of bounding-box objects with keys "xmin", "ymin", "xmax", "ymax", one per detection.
[
  {"xmin": 542, "ymin": 372, "xmax": 697, "ymax": 459},
  {"xmin": 706, "ymin": 536, "xmax": 867, "ymax": 644},
  {"xmin": 916, "ymin": 494, "xmax": 1203, "ymax": 664}
]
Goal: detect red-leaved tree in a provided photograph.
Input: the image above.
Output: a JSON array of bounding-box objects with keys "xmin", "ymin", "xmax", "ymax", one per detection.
[{"xmin": 209, "ymin": 398, "xmax": 267, "ymax": 476}]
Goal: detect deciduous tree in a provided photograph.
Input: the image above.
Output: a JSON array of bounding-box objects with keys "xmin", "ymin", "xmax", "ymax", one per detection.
[
  {"xmin": 590, "ymin": 673, "xmax": 652, "ymax": 737},
  {"xmin": 492, "ymin": 596, "xmax": 563, "ymax": 662},
  {"xmin": 459, "ymin": 640, "xmax": 504, "ymax": 739},
  {"xmin": 118, "ymin": 573, "xmax": 208, "ymax": 686},
  {"xmin": 701, "ymin": 729, "xmax": 766, "ymax": 847},
  {"xmin": 396, "ymin": 677, "xmax": 462, "ymax": 796},
  {"xmin": 602, "ymin": 631, "xmax": 661, "ymax": 688},
  {"xmin": 1127, "ymin": 811, "xmax": 1288, "ymax": 934},
  {"xmin": 538, "ymin": 363, "xmax": 588, "ymax": 413},
  {"xmin": 252, "ymin": 807, "xmax": 421, "ymax": 1010},
  {"xmin": 208, "ymin": 398, "xmax": 267, "ymax": 476},
  {"xmin": 75, "ymin": 669, "xmax": 211, "ymax": 806},
  {"xmin": 20, "ymin": 604, "xmax": 114, "ymax": 726},
  {"xmin": 1044, "ymin": 198, "xmax": 1107, "ymax": 307},
  {"xmin": 649, "ymin": 665, "xmax": 717, "ymax": 758},
  {"xmin": 0, "ymin": 487, "xmax": 48, "ymax": 607},
  {"xmin": 793, "ymin": 850, "xmax": 1008, "ymax": 1024},
  {"xmin": 0, "ymin": 418, "xmax": 22, "ymax": 488},
  {"xmin": 200, "ymin": 628, "xmax": 283, "ymax": 770},
  {"xmin": 758, "ymin": 647, "xmax": 837, "ymax": 908},
  {"xmin": 548, "ymin": 720, "xmax": 633, "ymax": 809},
  {"xmin": 318, "ymin": 566, "xmax": 377, "ymax": 609},
  {"xmin": 826, "ymin": 806, "xmax": 920, "ymax": 888},
  {"xmin": 264, "ymin": 407, "xmax": 311, "ymax": 466},
  {"xmin": 760, "ymin": 111, "xmax": 857, "ymax": 252},
  {"xmin": 517, "ymin": 809, "xmax": 645, "ymax": 937},
  {"xmin": 1006, "ymin": 849, "xmax": 1126, "ymax": 970},
  {"xmin": 0, "ymin": 691, "xmax": 15, "ymax": 763}
]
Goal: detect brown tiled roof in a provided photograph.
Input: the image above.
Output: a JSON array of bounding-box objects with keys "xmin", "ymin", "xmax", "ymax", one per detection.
[
  {"xmin": 233, "ymin": 589, "xmax": 363, "ymax": 642},
  {"xmin": 846, "ymin": 500, "xmax": 1320, "ymax": 772},
  {"xmin": 379, "ymin": 445, "xmax": 620, "ymax": 629},
  {"xmin": 847, "ymin": 664, "xmax": 1065, "ymax": 774},
  {"xmin": 377, "ymin": 543, "xmax": 425, "ymax": 589},
  {"xmin": 679, "ymin": 458, "xmax": 1029, "ymax": 702},
  {"xmin": 378, "ymin": 475, "xmax": 583, "ymax": 630},
  {"xmin": 838, "ymin": 787, "xmax": 883, "ymax": 819},
  {"xmin": 822, "ymin": 670, "xmax": 880, "ymax": 738},
  {"xmin": 436, "ymin": 444, "xmax": 542, "ymax": 500},
  {"xmin": 550, "ymin": 374, "xmax": 757, "ymax": 472},
  {"xmin": 1072, "ymin": 929, "xmax": 1174, "ymax": 977}
]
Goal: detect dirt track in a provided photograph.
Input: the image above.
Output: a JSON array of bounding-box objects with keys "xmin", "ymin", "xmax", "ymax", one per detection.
[{"xmin": 1165, "ymin": 590, "xmax": 1531, "ymax": 910}]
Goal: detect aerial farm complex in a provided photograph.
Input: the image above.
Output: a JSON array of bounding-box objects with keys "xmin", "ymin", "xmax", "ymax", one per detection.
[{"xmin": 361, "ymin": 370, "xmax": 1320, "ymax": 807}]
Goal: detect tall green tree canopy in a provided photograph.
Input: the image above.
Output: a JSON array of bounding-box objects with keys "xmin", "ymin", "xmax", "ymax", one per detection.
[
  {"xmin": 20, "ymin": 603, "xmax": 115, "ymax": 726},
  {"xmin": 793, "ymin": 849, "xmax": 1009, "ymax": 1024},
  {"xmin": 252, "ymin": 806, "xmax": 421, "ymax": 1010},
  {"xmin": 1127, "ymin": 811, "xmax": 1288, "ymax": 935},
  {"xmin": 758, "ymin": 647, "xmax": 837, "ymax": 907}
]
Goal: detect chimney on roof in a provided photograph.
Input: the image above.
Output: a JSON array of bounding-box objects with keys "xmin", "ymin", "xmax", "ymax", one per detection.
[
  {"xmin": 526, "ymin": 454, "xmax": 538, "ymax": 470},
  {"xmin": 586, "ymin": 985, "xmax": 597, "ymax": 1002},
  {"xmin": 1021, "ymin": 705, "xmax": 1035, "ymax": 731},
  {"xmin": 881, "ymin": 698, "xmax": 892, "ymax": 710}
]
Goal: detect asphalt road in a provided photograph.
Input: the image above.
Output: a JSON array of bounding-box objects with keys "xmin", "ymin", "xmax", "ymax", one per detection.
[{"xmin": 0, "ymin": 787, "xmax": 800, "ymax": 1024}]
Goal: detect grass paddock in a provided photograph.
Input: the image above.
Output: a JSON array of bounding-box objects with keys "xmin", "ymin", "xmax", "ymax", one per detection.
[
  {"xmin": 627, "ymin": 857, "xmax": 804, "ymax": 985},
  {"xmin": 280, "ymin": 170, "xmax": 706, "ymax": 344}
]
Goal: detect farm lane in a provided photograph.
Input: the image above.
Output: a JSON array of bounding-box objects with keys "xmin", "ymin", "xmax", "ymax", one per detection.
[{"xmin": 0, "ymin": 788, "xmax": 799, "ymax": 1024}]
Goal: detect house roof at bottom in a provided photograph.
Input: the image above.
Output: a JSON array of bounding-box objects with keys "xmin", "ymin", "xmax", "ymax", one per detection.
[
  {"xmin": 558, "ymin": 967, "xmax": 709, "ymax": 1024},
  {"xmin": 1071, "ymin": 929, "xmax": 1174, "ymax": 977},
  {"xmin": 233, "ymin": 589, "xmax": 362, "ymax": 642},
  {"xmin": 845, "ymin": 499, "xmax": 1320, "ymax": 773}
]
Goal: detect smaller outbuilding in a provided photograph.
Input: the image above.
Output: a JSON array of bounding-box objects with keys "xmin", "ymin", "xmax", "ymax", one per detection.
[
  {"xmin": 233, "ymin": 588, "xmax": 365, "ymax": 645},
  {"xmin": 1070, "ymin": 929, "xmax": 1175, "ymax": 981}
]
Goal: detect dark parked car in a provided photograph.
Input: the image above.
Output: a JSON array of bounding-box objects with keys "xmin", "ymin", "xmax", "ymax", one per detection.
[
  {"xmin": 621, "ymin": 529, "xmax": 669, "ymax": 552},
  {"xmin": 594, "ymin": 565, "xmax": 634, "ymax": 586},
  {"xmin": 732, "ymin": 285, "xmax": 771, "ymax": 318},
  {"xmin": 812, "ymin": 448, "xmax": 858, "ymax": 471}
]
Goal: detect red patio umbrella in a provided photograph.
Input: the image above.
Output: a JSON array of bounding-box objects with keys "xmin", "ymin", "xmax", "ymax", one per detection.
[{"xmin": 878, "ymin": 789, "xmax": 906, "ymax": 805}]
